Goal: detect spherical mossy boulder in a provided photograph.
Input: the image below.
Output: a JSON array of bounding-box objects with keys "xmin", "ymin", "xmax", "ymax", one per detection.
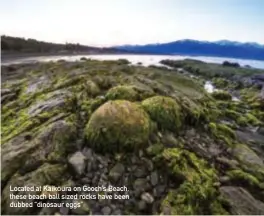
[
  {"xmin": 141, "ymin": 96, "xmax": 181, "ymax": 131},
  {"xmin": 106, "ymin": 85, "xmax": 138, "ymax": 101},
  {"xmin": 85, "ymin": 100, "xmax": 151, "ymax": 153}
]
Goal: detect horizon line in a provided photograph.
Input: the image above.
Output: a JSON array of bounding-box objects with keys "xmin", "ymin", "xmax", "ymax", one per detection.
[{"xmin": 1, "ymin": 34, "xmax": 264, "ymax": 48}]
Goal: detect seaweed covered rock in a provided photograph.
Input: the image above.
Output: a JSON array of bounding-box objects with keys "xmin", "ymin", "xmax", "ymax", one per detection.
[
  {"xmin": 244, "ymin": 113, "xmax": 262, "ymax": 126},
  {"xmin": 157, "ymin": 148, "xmax": 227, "ymax": 215},
  {"xmin": 212, "ymin": 90, "xmax": 232, "ymax": 101},
  {"xmin": 1, "ymin": 120, "xmax": 76, "ymax": 185},
  {"xmin": 227, "ymin": 169, "xmax": 264, "ymax": 190},
  {"xmin": 85, "ymin": 100, "xmax": 151, "ymax": 153},
  {"xmin": 1, "ymin": 163, "xmax": 67, "ymax": 215},
  {"xmin": 142, "ymin": 96, "xmax": 181, "ymax": 131},
  {"xmin": 27, "ymin": 89, "xmax": 69, "ymax": 117},
  {"xmin": 212, "ymin": 77, "xmax": 230, "ymax": 89},
  {"xmin": 179, "ymin": 96, "xmax": 206, "ymax": 125},
  {"xmin": 209, "ymin": 122, "xmax": 236, "ymax": 146},
  {"xmin": 106, "ymin": 85, "xmax": 138, "ymax": 101},
  {"xmin": 92, "ymin": 75, "xmax": 115, "ymax": 90},
  {"xmin": 85, "ymin": 80, "xmax": 100, "ymax": 97}
]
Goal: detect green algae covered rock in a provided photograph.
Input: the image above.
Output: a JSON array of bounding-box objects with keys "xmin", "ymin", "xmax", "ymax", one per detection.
[
  {"xmin": 1, "ymin": 120, "xmax": 77, "ymax": 184},
  {"xmin": 212, "ymin": 90, "xmax": 232, "ymax": 101},
  {"xmin": 85, "ymin": 80, "xmax": 100, "ymax": 97},
  {"xmin": 141, "ymin": 96, "xmax": 181, "ymax": 131},
  {"xmin": 85, "ymin": 100, "xmax": 151, "ymax": 153},
  {"xmin": 227, "ymin": 169, "xmax": 263, "ymax": 189},
  {"xmin": 106, "ymin": 85, "xmax": 138, "ymax": 101},
  {"xmin": 1, "ymin": 163, "xmax": 67, "ymax": 215},
  {"xmin": 212, "ymin": 77, "xmax": 230, "ymax": 89},
  {"xmin": 157, "ymin": 148, "xmax": 227, "ymax": 215},
  {"xmin": 209, "ymin": 122, "xmax": 236, "ymax": 146},
  {"xmin": 179, "ymin": 96, "xmax": 207, "ymax": 125},
  {"xmin": 235, "ymin": 112, "xmax": 262, "ymax": 127}
]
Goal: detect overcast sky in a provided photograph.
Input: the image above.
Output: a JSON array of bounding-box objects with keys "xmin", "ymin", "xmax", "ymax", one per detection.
[{"xmin": 0, "ymin": 0, "xmax": 263, "ymax": 47}]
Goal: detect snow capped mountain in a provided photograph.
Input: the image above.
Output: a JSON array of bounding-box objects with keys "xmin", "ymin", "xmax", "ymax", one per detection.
[
  {"xmin": 116, "ymin": 39, "xmax": 264, "ymax": 48},
  {"xmin": 114, "ymin": 39, "xmax": 264, "ymax": 61}
]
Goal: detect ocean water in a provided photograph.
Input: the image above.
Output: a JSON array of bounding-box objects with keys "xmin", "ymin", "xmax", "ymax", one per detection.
[{"xmin": 2, "ymin": 54, "xmax": 264, "ymax": 69}]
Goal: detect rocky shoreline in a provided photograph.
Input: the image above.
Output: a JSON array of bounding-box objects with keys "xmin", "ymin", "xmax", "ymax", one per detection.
[{"xmin": 1, "ymin": 58, "xmax": 264, "ymax": 215}]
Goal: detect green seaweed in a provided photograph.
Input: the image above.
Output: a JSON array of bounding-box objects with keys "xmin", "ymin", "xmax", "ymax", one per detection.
[
  {"xmin": 209, "ymin": 122, "xmax": 236, "ymax": 146},
  {"xmin": 227, "ymin": 169, "xmax": 263, "ymax": 189},
  {"xmin": 142, "ymin": 96, "xmax": 182, "ymax": 131},
  {"xmin": 157, "ymin": 148, "xmax": 227, "ymax": 215},
  {"xmin": 212, "ymin": 90, "xmax": 232, "ymax": 101}
]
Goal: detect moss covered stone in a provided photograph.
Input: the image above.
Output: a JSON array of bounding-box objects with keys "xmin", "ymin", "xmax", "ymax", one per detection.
[
  {"xmin": 225, "ymin": 109, "xmax": 240, "ymax": 120},
  {"xmin": 1, "ymin": 110, "xmax": 41, "ymax": 144},
  {"xmin": 209, "ymin": 122, "xmax": 236, "ymax": 146},
  {"xmin": 142, "ymin": 96, "xmax": 181, "ymax": 131},
  {"xmin": 85, "ymin": 100, "xmax": 151, "ymax": 153},
  {"xmin": 1, "ymin": 163, "xmax": 67, "ymax": 215},
  {"xmin": 212, "ymin": 90, "xmax": 232, "ymax": 101},
  {"xmin": 227, "ymin": 169, "xmax": 263, "ymax": 189},
  {"xmin": 92, "ymin": 75, "xmax": 115, "ymax": 90},
  {"xmin": 236, "ymin": 113, "xmax": 262, "ymax": 127},
  {"xmin": 251, "ymin": 110, "xmax": 264, "ymax": 122},
  {"xmin": 212, "ymin": 77, "xmax": 230, "ymax": 89},
  {"xmin": 217, "ymin": 123, "xmax": 236, "ymax": 139},
  {"xmin": 209, "ymin": 122, "xmax": 217, "ymax": 134},
  {"xmin": 157, "ymin": 148, "xmax": 226, "ymax": 215},
  {"xmin": 236, "ymin": 116, "xmax": 248, "ymax": 127},
  {"xmin": 1, "ymin": 120, "xmax": 76, "ymax": 185},
  {"xmin": 245, "ymin": 113, "xmax": 262, "ymax": 126},
  {"xmin": 179, "ymin": 96, "xmax": 211, "ymax": 125},
  {"xmin": 106, "ymin": 85, "xmax": 138, "ymax": 101},
  {"xmin": 146, "ymin": 143, "xmax": 164, "ymax": 157},
  {"xmin": 85, "ymin": 80, "xmax": 100, "ymax": 97}
]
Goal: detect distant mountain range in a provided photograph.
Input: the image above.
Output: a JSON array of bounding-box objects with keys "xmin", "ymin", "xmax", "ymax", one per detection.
[
  {"xmin": 2, "ymin": 36, "xmax": 264, "ymax": 61},
  {"xmin": 114, "ymin": 39, "xmax": 264, "ymax": 61}
]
